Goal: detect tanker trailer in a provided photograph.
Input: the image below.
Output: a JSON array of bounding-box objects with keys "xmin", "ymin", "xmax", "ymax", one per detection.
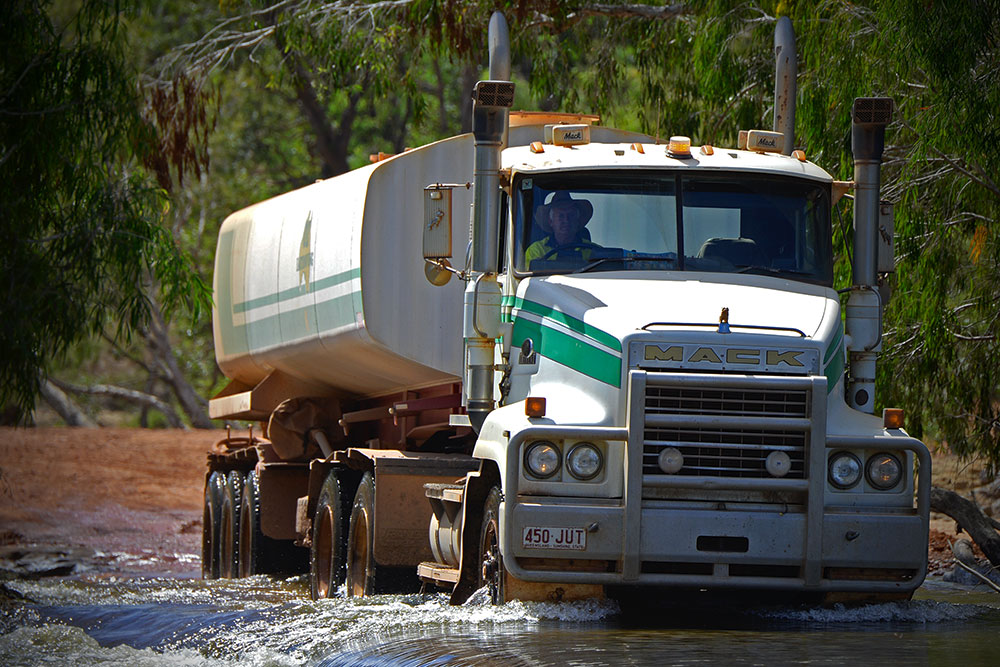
[{"xmin": 201, "ymin": 131, "xmax": 484, "ymax": 590}]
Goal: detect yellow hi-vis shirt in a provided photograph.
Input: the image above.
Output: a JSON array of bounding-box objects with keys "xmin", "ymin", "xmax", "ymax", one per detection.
[{"xmin": 524, "ymin": 236, "xmax": 598, "ymax": 266}]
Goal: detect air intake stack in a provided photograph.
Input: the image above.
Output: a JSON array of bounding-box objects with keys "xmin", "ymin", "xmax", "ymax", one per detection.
[
  {"xmin": 465, "ymin": 12, "xmax": 514, "ymax": 431},
  {"xmin": 846, "ymin": 97, "xmax": 893, "ymax": 413},
  {"xmin": 772, "ymin": 16, "xmax": 797, "ymax": 155}
]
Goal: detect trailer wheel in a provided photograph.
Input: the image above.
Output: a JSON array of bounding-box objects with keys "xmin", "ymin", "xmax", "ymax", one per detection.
[
  {"xmin": 310, "ymin": 472, "xmax": 345, "ymax": 599},
  {"xmin": 202, "ymin": 471, "xmax": 226, "ymax": 579},
  {"xmin": 478, "ymin": 486, "xmax": 505, "ymax": 605},
  {"xmin": 219, "ymin": 470, "xmax": 243, "ymax": 578},
  {"xmin": 346, "ymin": 472, "xmax": 377, "ymax": 597},
  {"xmin": 238, "ymin": 469, "xmax": 279, "ymax": 577}
]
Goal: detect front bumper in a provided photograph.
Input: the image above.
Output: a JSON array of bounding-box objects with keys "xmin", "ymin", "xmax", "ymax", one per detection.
[
  {"xmin": 506, "ymin": 497, "xmax": 927, "ymax": 593},
  {"xmin": 502, "ymin": 422, "xmax": 930, "ymax": 595}
]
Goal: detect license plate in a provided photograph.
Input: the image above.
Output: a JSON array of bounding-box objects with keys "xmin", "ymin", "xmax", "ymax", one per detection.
[{"xmin": 522, "ymin": 526, "xmax": 586, "ymax": 550}]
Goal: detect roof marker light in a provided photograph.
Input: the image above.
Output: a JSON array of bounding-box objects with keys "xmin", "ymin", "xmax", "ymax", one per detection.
[
  {"xmin": 700, "ymin": 144, "xmax": 714, "ymax": 156},
  {"xmin": 530, "ymin": 141, "xmax": 545, "ymax": 153},
  {"xmin": 792, "ymin": 149, "xmax": 807, "ymax": 162},
  {"xmin": 667, "ymin": 136, "xmax": 692, "ymax": 158},
  {"xmin": 630, "ymin": 142, "xmax": 645, "ymax": 154}
]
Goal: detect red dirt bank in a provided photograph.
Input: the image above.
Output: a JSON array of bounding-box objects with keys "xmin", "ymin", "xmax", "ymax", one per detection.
[{"xmin": 0, "ymin": 427, "xmax": 221, "ymax": 575}]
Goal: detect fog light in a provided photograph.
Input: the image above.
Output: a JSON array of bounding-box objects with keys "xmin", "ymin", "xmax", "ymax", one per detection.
[
  {"xmin": 567, "ymin": 443, "xmax": 603, "ymax": 480},
  {"xmin": 867, "ymin": 453, "xmax": 902, "ymax": 490},
  {"xmin": 525, "ymin": 441, "xmax": 560, "ymax": 479},
  {"xmin": 829, "ymin": 452, "xmax": 861, "ymax": 489},
  {"xmin": 765, "ymin": 451, "xmax": 791, "ymax": 478},
  {"xmin": 658, "ymin": 447, "xmax": 684, "ymax": 474}
]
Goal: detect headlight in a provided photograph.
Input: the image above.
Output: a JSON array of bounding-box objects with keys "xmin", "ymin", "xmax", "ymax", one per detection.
[
  {"xmin": 566, "ymin": 442, "xmax": 603, "ymax": 480},
  {"xmin": 828, "ymin": 452, "xmax": 861, "ymax": 489},
  {"xmin": 867, "ymin": 453, "xmax": 902, "ymax": 490},
  {"xmin": 658, "ymin": 446, "xmax": 684, "ymax": 474},
  {"xmin": 524, "ymin": 441, "xmax": 560, "ymax": 479}
]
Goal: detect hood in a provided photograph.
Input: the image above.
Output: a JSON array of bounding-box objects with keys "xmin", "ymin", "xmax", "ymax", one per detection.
[{"xmin": 514, "ymin": 272, "xmax": 835, "ymax": 341}]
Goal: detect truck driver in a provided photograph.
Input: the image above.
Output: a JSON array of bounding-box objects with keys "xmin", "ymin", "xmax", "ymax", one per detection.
[{"xmin": 524, "ymin": 191, "xmax": 599, "ymax": 266}]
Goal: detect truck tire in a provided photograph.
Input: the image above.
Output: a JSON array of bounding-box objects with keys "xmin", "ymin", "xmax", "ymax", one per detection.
[
  {"xmin": 310, "ymin": 472, "xmax": 345, "ymax": 599},
  {"xmin": 345, "ymin": 472, "xmax": 420, "ymax": 596},
  {"xmin": 479, "ymin": 486, "xmax": 505, "ymax": 604},
  {"xmin": 239, "ymin": 469, "xmax": 287, "ymax": 577},
  {"xmin": 202, "ymin": 471, "xmax": 226, "ymax": 579},
  {"xmin": 219, "ymin": 470, "xmax": 243, "ymax": 578},
  {"xmin": 345, "ymin": 472, "xmax": 377, "ymax": 597}
]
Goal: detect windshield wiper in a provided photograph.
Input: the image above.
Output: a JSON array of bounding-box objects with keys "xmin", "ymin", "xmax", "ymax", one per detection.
[
  {"xmin": 733, "ymin": 265, "xmax": 812, "ymax": 277},
  {"xmin": 574, "ymin": 252, "xmax": 678, "ymax": 274}
]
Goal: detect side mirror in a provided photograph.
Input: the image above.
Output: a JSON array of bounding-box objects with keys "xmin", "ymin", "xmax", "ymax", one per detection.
[{"xmin": 423, "ymin": 185, "xmax": 453, "ymax": 286}]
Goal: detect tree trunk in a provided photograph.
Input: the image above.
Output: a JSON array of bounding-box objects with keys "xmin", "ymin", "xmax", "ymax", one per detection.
[
  {"xmin": 146, "ymin": 302, "xmax": 215, "ymax": 428},
  {"xmin": 459, "ymin": 63, "xmax": 479, "ymax": 134},
  {"xmin": 49, "ymin": 378, "xmax": 185, "ymax": 429},
  {"xmin": 39, "ymin": 379, "xmax": 98, "ymax": 427},
  {"xmin": 930, "ymin": 486, "xmax": 1000, "ymax": 567}
]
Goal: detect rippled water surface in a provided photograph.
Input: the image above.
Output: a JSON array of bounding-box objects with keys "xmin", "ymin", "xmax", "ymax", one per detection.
[{"xmin": 3, "ymin": 568, "xmax": 999, "ymax": 666}]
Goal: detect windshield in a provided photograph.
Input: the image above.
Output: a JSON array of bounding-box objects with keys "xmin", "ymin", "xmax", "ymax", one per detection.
[{"xmin": 513, "ymin": 170, "xmax": 833, "ymax": 286}]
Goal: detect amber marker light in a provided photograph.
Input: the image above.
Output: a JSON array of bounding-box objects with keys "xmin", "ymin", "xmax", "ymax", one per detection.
[
  {"xmin": 792, "ymin": 149, "xmax": 807, "ymax": 162},
  {"xmin": 530, "ymin": 141, "xmax": 545, "ymax": 153},
  {"xmin": 667, "ymin": 135, "xmax": 692, "ymax": 158},
  {"xmin": 630, "ymin": 142, "xmax": 645, "ymax": 154},
  {"xmin": 525, "ymin": 396, "xmax": 547, "ymax": 418},
  {"xmin": 700, "ymin": 144, "xmax": 714, "ymax": 155},
  {"xmin": 883, "ymin": 407, "xmax": 905, "ymax": 429}
]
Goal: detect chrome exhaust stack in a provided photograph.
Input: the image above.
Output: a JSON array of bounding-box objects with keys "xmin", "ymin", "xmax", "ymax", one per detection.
[
  {"xmin": 773, "ymin": 16, "xmax": 797, "ymax": 155},
  {"xmin": 846, "ymin": 97, "xmax": 893, "ymax": 413},
  {"xmin": 465, "ymin": 12, "xmax": 514, "ymax": 431}
]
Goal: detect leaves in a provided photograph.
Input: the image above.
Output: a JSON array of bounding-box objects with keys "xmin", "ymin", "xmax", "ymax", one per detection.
[{"xmin": 0, "ymin": 1, "xmax": 209, "ymax": 423}]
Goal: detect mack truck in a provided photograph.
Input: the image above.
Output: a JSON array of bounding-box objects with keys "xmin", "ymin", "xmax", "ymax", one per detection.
[{"xmin": 201, "ymin": 13, "xmax": 930, "ymax": 605}]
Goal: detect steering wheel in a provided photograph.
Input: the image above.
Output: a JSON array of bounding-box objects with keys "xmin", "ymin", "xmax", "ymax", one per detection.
[{"xmin": 540, "ymin": 243, "xmax": 593, "ymax": 260}]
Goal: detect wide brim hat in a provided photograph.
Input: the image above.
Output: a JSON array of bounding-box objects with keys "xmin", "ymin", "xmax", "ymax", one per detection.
[{"xmin": 534, "ymin": 191, "xmax": 594, "ymax": 232}]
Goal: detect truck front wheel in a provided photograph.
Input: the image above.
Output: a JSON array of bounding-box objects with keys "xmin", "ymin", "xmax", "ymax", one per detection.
[
  {"xmin": 478, "ymin": 486, "xmax": 505, "ymax": 605},
  {"xmin": 310, "ymin": 472, "xmax": 344, "ymax": 599}
]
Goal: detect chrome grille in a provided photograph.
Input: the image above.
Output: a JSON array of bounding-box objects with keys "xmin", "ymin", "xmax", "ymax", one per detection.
[
  {"xmin": 643, "ymin": 380, "xmax": 811, "ymax": 480},
  {"xmin": 646, "ymin": 386, "xmax": 808, "ymax": 419},
  {"xmin": 644, "ymin": 428, "xmax": 806, "ymax": 478}
]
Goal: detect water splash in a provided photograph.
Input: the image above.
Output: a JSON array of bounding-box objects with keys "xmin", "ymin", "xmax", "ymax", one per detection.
[{"xmin": 755, "ymin": 599, "xmax": 990, "ymax": 624}]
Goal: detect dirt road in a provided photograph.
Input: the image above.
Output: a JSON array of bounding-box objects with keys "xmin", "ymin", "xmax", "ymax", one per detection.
[{"xmin": 0, "ymin": 427, "xmax": 222, "ymax": 576}]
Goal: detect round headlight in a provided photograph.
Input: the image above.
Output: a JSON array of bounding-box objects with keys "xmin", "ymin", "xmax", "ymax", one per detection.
[
  {"xmin": 765, "ymin": 450, "xmax": 791, "ymax": 478},
  {"xmin": 828, "ymin": 452, "xmax": 862, "ymax": 489},
  {"xmin": 525, "ymin": 441, "xmax": 560, "ymax": 479},
  {"xmin": 567, "ymin": 443, "xmax": 603, "ymax": 480},
  {"xmin": 658, "ymin": 447, "xmax": 684, "ymax": 474},
  {"xmin": 867, "ymin": 453, "xmax": 902, "ymax": 490}
]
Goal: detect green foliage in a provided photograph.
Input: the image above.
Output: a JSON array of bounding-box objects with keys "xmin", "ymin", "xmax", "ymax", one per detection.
[
  {"xmin": 783, "ymin": 0, "xmax": 1000, "ymax": 466},
  {"xmin": 0, "ymin": 0, "xmax": 210, "ymax": 422}
]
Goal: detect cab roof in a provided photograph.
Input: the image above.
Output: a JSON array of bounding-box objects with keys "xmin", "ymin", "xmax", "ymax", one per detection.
[{"xmin": 501, "ymin": 141, "xmax": 833, "ymax": 183}]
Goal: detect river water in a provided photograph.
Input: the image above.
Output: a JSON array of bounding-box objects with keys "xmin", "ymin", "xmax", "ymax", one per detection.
[{"xmin": 2, "ymin": 560, "xmax": 999, "ymax": 666}]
